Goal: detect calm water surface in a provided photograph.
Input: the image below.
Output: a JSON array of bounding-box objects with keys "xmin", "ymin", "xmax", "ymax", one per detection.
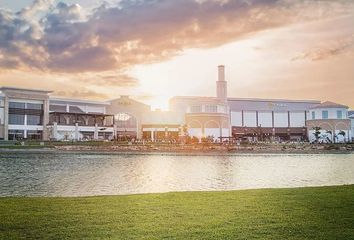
[{"xmin": 0, "ymin": 152, "xmax": 353, "ymax": 197}]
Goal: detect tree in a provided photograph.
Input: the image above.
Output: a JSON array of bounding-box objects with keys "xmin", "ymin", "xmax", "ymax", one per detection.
[
  {"xmin": 312, "ymin": 127, "xmax": 322, "ymax": 143},
  {"xmin": 338, "ymin": 131, "xmax": 346, "ymax": 143},
  {"xmin": 325, "ymin": 130, "xmax": 333, "ymax": 143}
]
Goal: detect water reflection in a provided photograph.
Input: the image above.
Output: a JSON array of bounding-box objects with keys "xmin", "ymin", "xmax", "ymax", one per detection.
[{"xmin": 0, "ymin": 152, "xmax": 353, "ymax": 197}]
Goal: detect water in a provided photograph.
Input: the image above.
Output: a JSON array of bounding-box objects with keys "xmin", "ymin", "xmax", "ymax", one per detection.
[{"xmin": 0, "ymin": 152, "xmax": 353, "ymax": 197}]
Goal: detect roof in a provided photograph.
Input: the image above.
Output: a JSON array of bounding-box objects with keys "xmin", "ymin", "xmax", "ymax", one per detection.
[
  {"xmin": 171, "ymin": 96, "xmax": 320, "ymax": 104},
  {"xmin": 0, "ymin": 87, "xmax": 52, "ymax": 94},
  {"xmin": 310, "ymin": 101, "xmax": 349, "ymax": 109},
  {"xmin": 228, "ymin": 97, "xmax": 320, "ymax": 104},
  {"xmin": 50, "ymin": 97, "xmax": 110, "ymax": 106}
]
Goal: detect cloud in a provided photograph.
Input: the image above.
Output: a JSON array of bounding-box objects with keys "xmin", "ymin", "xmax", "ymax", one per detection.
[
  {"xmin": 0, "ymin": 0, "xmax": 354, "ymax": 75},
  {"xmin": 81, "ymin": 73, "xmax": 140, "ymax": 87},
  {"xmin": 17, "ymin": 0, "xmax": 54, "ymax": 18},
  {"xmin": 291, "ymin": 34, "xmax": 354, "ymax": 61}
]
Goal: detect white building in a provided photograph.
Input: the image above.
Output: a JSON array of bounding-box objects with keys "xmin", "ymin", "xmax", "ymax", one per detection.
[
  {"xmin": 229, "ymin": 98, "xmax": 319, "ymax": 141},
  {"xmin": 306, "ymin": 102, "xmax": 352, "ymax": 143},
  {"xmin": 0, "ymin": 66, "xmax": 352, "ymax": 143}
]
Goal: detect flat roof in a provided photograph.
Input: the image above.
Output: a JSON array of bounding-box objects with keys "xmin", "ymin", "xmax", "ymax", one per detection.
[
  {"xmin": 171, "ymin": 96, "xmax": 321, "ymax": 104},
  {"xmin": 228, "ymin": 97, "xmax": 320, "ymax": 104},
  {"xmin": 0, "ymin": 87, "xmax": 52, "ymax": 94},
  {"xmin": 50, "ymin": 97, "xmax": 111, "ymax": 106}
]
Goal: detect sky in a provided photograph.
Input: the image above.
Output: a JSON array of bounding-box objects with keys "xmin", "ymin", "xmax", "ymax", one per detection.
[{"xmin": 0, "ymin": 0, "xmax": 353, "ymax": 110}]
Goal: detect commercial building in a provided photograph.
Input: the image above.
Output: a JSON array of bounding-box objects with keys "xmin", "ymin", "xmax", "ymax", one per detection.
[{"xmin": 0, "ymin": 66, "xmax": 352, "ymax": 142}]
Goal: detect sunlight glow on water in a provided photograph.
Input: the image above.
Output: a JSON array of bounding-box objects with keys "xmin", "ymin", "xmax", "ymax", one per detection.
[{"xmin": 0, "ymin": 152, "xmax": 353, "ymax": 197}]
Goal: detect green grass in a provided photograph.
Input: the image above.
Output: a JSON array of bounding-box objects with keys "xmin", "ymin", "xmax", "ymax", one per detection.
[{"xmin": 1, "ymin": 185, "xmax": 353, "ymax": 239}]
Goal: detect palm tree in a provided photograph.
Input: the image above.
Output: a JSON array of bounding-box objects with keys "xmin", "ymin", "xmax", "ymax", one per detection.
[
  {"xmin": 313, "ymin": 127, "xmax": 321, "ymax": 143},
  {"xmin": 325, "ymin": 130, "xmax": 333, "ymax": 143},
  {"xmin": 338, "ymin": 131, "xmax": 346, "ymax": 143}
]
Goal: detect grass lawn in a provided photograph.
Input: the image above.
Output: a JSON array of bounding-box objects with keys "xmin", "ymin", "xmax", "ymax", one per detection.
[{"xmin": 1, "ymin": 185, "xmax": 353, "ymax": 239}]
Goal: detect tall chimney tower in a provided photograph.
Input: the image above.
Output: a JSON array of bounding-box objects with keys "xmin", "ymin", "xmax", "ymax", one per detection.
[{"xmin": 216, "ymin": 65, "xmax": 227, "ymax": 101}]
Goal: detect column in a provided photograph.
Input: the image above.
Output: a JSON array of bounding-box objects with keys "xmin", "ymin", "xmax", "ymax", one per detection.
[
  {"xmin": 219, "ymin": 127, "xmax": 222, "ymax": 143},
  {"xmin": 113, "ymin": 124, "xmax": 117, "ymax": 140},
  {"xmin": 53, "ymin": 122, "xmax": 58, "ymax": 140},
  {"xmin": 75, "ymin": 123, "xmax": 79, "ymax": 141},
  {"xmin": 4, "ymin": 96, "xmax": 9, "ymax": 140},
  {"xmin": 151, "ymin": 130, "xmax": 154, "ymax": 141},
  {"xmin": 94, "ymin": 123, "xmax": 99, "ymax": 140},
  {"xmin": 42, "ymin": 98, "xmax": 50, "ymax": 141}
]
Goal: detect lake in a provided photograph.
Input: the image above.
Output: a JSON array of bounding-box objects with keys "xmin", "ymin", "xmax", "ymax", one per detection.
[{"xmin": 0, "ymin": 152, "xmax": 353, "ymax": 197}]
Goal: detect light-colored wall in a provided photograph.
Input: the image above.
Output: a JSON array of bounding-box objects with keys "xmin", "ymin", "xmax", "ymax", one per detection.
[
  {"xmin": 230, "ymin": 110, "xmax": 307, "ymax": 128},
  {"xmin": 258, "ymin": 112, "xmax": 272, "ymax": 127},
  {"xmin": 142, "ymin": 110, "xmax": 184, "ymax": 125},
  {"xmin": 243, "ymin": 111, "xmax": 257, "ymax": 127},
  {"xmin": 310, "ymin": 108, "xmax": 348, "ymax": 120},
  {"xmin": 290, "ymin": 112, "xmax": 306, "ymax": 127},
  {"xmin": 231, "ymin": 111, "xmax": 242, "ymax": 126},
  {"xmin": 274, "ymin": 112, "xmax": 288, "ymax": 127}
]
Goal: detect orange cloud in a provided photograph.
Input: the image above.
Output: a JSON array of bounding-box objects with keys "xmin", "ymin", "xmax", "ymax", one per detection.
[{"xmin": 1, "ymin": 0, "xmax": 353, "ymax": 74}]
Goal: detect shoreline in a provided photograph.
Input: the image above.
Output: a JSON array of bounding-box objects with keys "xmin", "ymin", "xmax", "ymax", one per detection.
[
  {"xmin": 0, "ymin": 143, "xmax": 353, "ymax": 155},
  {"xmin": 1, "ymin": 184, "xmax": 353, "ymax": 199}
]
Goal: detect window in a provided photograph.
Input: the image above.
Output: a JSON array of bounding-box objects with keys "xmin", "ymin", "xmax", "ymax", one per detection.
[
  {"xmin": 312, "ymin": 111, "xmax": 315, "ymax": 120},
  {"xmin": 205, "ymin": 105, "xmax": 217, "ymax": 113},
  {"xmin": 9, "ymin": 102, "xmax": 25, "ymax": 109},
  {"xmin": 27, "ymin": 115, "xmax": 42, "ymax": 125},
  {"xmin": 190, "ymin": 105, "xmax": 202, "ymax": 113},
  {"xmin": 8, "ymin": 130, "xmax": 24, "ymax": 140},
  {"xmin": 27, "ymin": 130, "xmax": 42, "ymax": 140},
  {"xmin": 9, "ymin": 114, "xmax": 25, "ymax": 125},
  {"xmin": 322, "ymin": 110, "xmax": 328, "ymax": 119},
  {"xmin": 337, "ymin": 110, "xmax": 343, "ymax": 119},
  {"xmin": 27, "ymin": 103, "xmax": 43, "ymax": 110}
]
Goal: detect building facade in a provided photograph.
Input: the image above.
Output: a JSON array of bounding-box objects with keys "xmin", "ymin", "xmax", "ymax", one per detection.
[
  {"xmin": 306, "ymin": 102, "xmax": 352, "ymax": 143},
  {"xmin": 229, "ymin": 98, "xmax": 319, "ymax": 141},
  {"xmin": 0, "ymin": 66, "xmax": 352, "ymax": 142}
]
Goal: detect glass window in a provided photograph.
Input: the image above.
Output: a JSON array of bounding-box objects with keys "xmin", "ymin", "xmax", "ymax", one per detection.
[
  {"xmin": 8, "ymin": 130, "xmax": 24, "ymax": 140},
  {"xmin": 205, "ymin": 105, "xmax": 217, "ymax": 113},
  {"xmin": 27, "ymin": 103, "xmax": 43, "ymax": 110},
  {"xmin": 322, "ymin": 110, "xmax": 328, "ymax": 119},
  {"xmin": 190, "ymin": 106, "xmax": 202, "ymax": 113},
  {"xmin": 337, "ymin": 110, "xmax": 342, "ymax": 119},
  {"xmin": 9, "ymin": 102, "xmax": 25, "ymax": 109},
  {"xmin": 27, "ymin": 130, "xmax": 42, "ymax": 140},
  {"xmin": 312, "ymin": 111, "xmax": 315, "ymax": 120},
  {"xmin": 27, "ymin": 115, "xmax": 42, "ymax": 125},
  {"xmin": 9, "ymin": 114, "xmax": 25, "ymax": 125}
]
